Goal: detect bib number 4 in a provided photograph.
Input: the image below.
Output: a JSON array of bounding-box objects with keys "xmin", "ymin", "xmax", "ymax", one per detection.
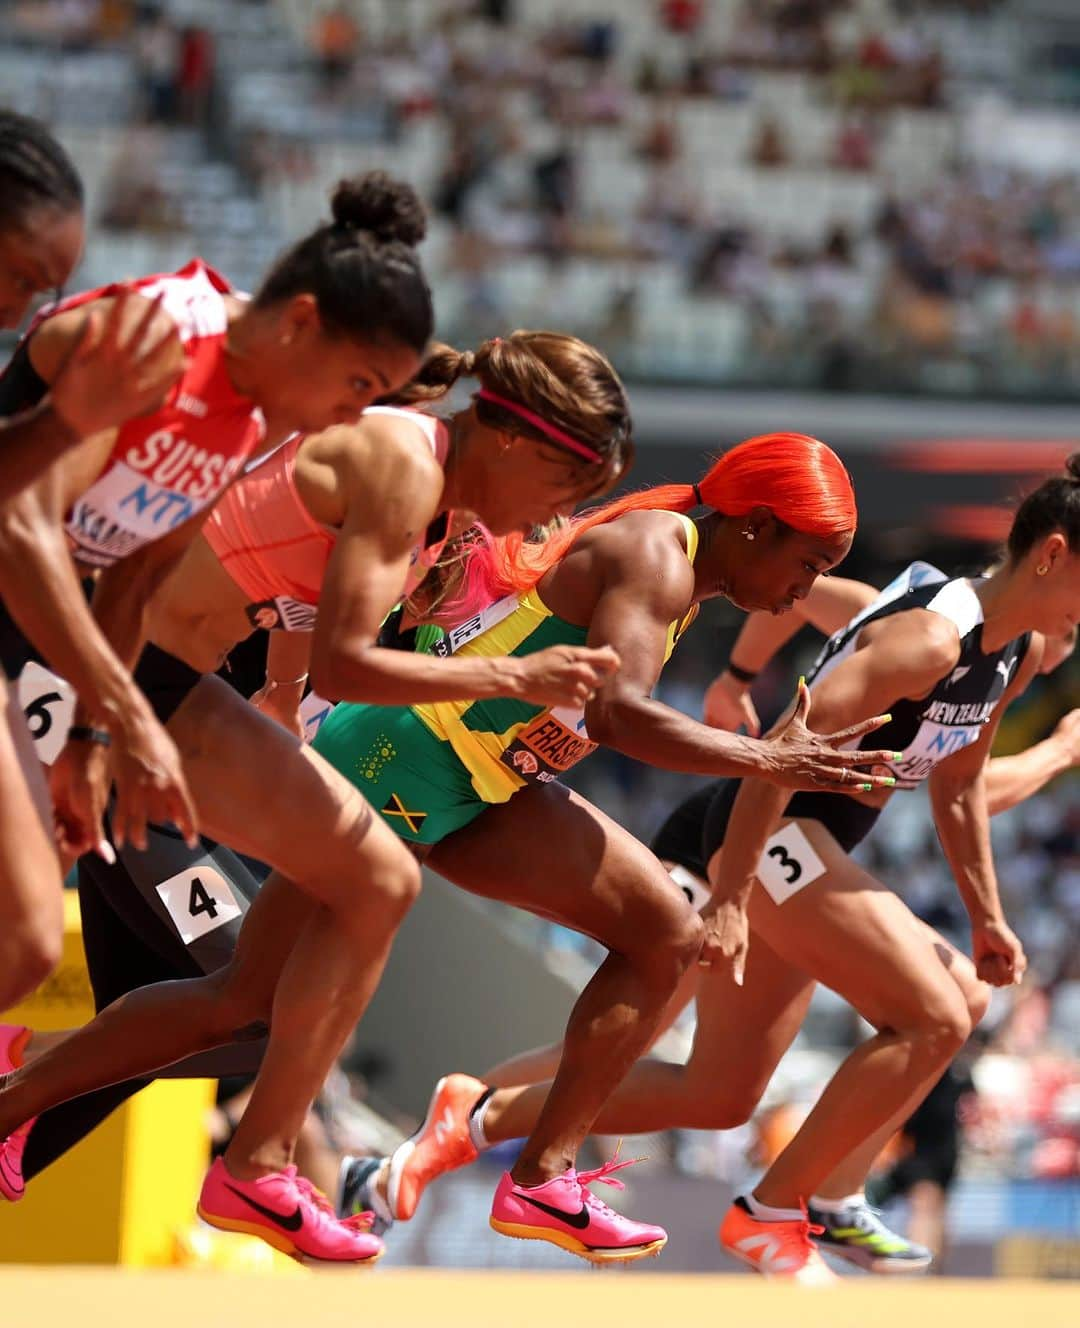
[
  {"xmin": 156, "ymin": 866, "xmax": 242, "ymax": 945},
  {"xmin": 188, "ymin": 875, "xmax": 219, "ymax": 921}
]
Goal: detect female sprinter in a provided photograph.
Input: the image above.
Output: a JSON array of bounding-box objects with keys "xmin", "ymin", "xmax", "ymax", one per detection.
[
  {"xmin": 0, "ymin": 330, "xmax": 638, "ymax": 1263},
  {"xmin": 0, "ymin": 109, "xmax": 186, "ymax": 1006},
  {"xmin": 0, "ymin": 108, "xmax": 185, "ymax": 499},
  {"xmin": 0, "ymin": 434, "xmax": 900, "ymax": 1266},
  {"xmin": 383, "ymin": 459, "xmax": 1080, "ymax": 1279},
  {"xmin": 386, "ymin": 573, "xmax": 1077, "ymax": 1272},
  {"xmin": 241, "ymin": 432, "xmax": 894, "ymax": 1263}
]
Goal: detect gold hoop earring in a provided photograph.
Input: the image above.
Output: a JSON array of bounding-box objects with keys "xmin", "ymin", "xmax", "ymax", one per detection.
[{"xmin": 1036, "ymin": 564, "xmax": 1049, "ymax": 576}]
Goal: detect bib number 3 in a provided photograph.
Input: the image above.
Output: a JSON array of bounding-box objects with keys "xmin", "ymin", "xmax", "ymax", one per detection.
[{"xmin": 756, "ymin": 823, "xmax": 827, "ymax": 905}]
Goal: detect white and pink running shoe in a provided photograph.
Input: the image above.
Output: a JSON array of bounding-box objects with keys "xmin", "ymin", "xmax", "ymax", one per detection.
[{"xmin": 489, "ymin": 1150, "xmax": 667, "ymax": 1264}]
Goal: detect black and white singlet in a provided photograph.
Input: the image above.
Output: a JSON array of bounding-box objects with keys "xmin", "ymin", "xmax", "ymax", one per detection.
[{"xmin": 654, "ymin": 562, "xmax": 1032, "ymax": 870}]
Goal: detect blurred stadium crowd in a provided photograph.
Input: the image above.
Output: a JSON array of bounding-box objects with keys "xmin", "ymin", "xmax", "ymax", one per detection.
[{"xmin": 5, "ymin": 0, "xmax": 1080, "ymax": 396}]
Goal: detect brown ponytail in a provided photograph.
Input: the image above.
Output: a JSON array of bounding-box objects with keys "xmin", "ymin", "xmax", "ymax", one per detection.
[
  {"xmin": 382, "ymin": 342, "xmax": 480, "ymax": 405},
  {"xmin": 383, "ymin": 330, "xmax": 633, "ymax": 486}
]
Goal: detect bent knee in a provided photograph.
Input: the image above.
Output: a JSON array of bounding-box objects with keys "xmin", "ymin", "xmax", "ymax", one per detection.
[
  {"xmin": 364, "ymin": 850, "xmax": 422, "ymax": 923},
  {"xmin": 0, "ymin": 922, "xmax": 62, "ymax": 999},
  {"xmin": 204, "ymin": 968, "xmax": 273, "ymax": 1039},
  {"xmin": 965, "ymin": 978, "xmax": 992, "ymax": 1029},
  {"xmin": 635, "ymin": 897, "xmax": 704, "ymax": 974},
  {"xmin": 679, "ymin": 1073, "xmax": 762, "ymax": 1130},
  {"xmin": 685, "ymin": 1093, "xmax": 759, "ymax": 1132},
  {"xmin": 912, "ymin": 993, "xmax": 971, "ymax": 1061}
]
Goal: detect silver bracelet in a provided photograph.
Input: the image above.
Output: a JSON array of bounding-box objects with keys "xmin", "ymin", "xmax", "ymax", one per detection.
[{"xmin": 263, "ymin": 673, "xmax": 308, "ymax": 691}]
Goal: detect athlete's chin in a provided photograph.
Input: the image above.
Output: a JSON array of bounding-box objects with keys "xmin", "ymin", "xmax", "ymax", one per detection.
[
  {"xmin": 726, "ymin": 586, "xmax": 793, "ymax": 615},
  {"xmin": 744, "ymin": 596, "xmax": 793, "ymax": 615}
]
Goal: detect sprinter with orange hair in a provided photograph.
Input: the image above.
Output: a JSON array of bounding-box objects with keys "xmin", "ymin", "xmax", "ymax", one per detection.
[{"xmin": 299, "ymin": 431, "xmax": 898, "ymax": 1262}]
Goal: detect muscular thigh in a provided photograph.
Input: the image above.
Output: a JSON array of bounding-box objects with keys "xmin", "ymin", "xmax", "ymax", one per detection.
[
  {"xmin": 224, "ymin": 872, "xmax": 315, "ymax": 1001},
  {"xmin": 426, "ymin": 783, "xmax": 695, "ymax": 954},
  {"xmin": 3, "ymin": 678, "xmax": 51, "ymax": 833},
  {"xmin": 687, "ymin": 929, "xmax": 815, "ymax": 1095},
  {"xmin": 913, "ymin": 916, "xmax": 986, "ymax": 1013},
  {"xmin": 743, "ymin": 819, "xmax": 962, "ymax": 1032},
  {"xmin": 0, "ymin": 680, "xmax": 61, "ymax": 926},
  {"xmin": 165, "ymin": 675, "xmax": 407, "ymax": 885}
]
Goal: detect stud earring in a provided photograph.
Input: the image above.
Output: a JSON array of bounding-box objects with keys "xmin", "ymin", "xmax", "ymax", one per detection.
[
  {"xmin": 743, "ymin": 529, "xmax": 755, "ymax": 541},
  {"xmin": 1036, "ymin": 564, "xmax": 1049, "ymax": 576}
]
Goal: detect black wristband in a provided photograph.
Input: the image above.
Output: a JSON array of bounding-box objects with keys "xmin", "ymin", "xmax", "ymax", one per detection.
[
  {"xmin": 725, "ymin": 662, "xmax": 758, "ymax": 685},
  {"xmin": 68, "ymin": 725, "xmax": 112, "ymax": 748}
]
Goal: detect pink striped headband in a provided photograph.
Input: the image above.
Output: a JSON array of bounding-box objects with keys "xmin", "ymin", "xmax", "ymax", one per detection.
[{"xmin": 475, "ymin": 388, "xmax": 603, "ymax": 464}]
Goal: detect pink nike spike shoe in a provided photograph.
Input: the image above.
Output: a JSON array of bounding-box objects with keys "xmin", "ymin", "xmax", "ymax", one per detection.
[
  {"xmin": 489, "ymin": 1151, "xmax": 667, "ymax": 1264},
  {"xmin": 198, "ymin": 1158, "xmax": 383, "ymax": 1264}
]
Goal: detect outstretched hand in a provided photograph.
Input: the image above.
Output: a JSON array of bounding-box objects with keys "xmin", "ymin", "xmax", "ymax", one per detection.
[{"xmin": 758, "ymin": 679, "xmax": 899, "ymax": 793}]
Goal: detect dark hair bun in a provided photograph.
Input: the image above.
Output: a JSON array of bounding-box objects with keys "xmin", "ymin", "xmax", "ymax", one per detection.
[
  {"xmin": 1066, "ymin": 451, "xmax": 1080, "ymax": 482},
  {"xmin": 330, "ymin": 172, "xmax": 427, "ymax": 246}
]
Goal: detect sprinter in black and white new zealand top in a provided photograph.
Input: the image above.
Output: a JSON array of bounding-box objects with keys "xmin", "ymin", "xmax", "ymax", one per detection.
[{"xmin": 805, "ymin": 560, "xmax": 1031, "ymax": 791}]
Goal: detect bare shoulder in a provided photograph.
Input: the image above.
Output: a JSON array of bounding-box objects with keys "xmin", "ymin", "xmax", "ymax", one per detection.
[
  {"xmin": 317, "ymin": 417, "xmax": 444, "ymax": 513},
  {"xmin": 583, "ymin": 510, "xmax": 697, "ymax": 603},
  {"xmin": 28, "ymin": 290, "xmax": 182, "ymax": 384},
  {"xmin": 859, "ymin": 606, "xmax": 963, "ymax": 675}
]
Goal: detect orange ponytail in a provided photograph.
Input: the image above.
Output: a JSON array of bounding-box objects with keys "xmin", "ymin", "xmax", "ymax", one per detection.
[{"xmin": 429, "ymin": 432, "xmax": 855, "ymax": 624}]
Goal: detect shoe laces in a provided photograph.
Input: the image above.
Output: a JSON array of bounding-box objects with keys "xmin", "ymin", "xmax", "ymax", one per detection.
[
  {"xmin": 755, "ymin": 1199, "xmax": 824, "ymax": 1260},
  {"xmin": 293, "ymin": 1173, "xmax": 374, "ymax": 1233},
  {"xmin": 846, "ymin": 1201, "xmax": 899, "ymax": 1244},
  {"xmin": 575, "ymin": 1143, "xmax": 645, "ymax": 1222}
]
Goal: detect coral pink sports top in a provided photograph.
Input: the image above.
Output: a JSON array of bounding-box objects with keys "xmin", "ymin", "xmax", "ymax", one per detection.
[
  {"xmin": 204, "ymin": 406, "xmax": 452, "ymax": 632},
  {"xmin": 19, "ymin": 259, "xmax": 265, "ymax": 569}
]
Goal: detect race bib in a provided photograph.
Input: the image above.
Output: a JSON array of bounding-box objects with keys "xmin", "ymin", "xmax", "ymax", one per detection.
[
  {"xmin": 17, "ymin": 661, "xmax": 76, "ymax": 766},
  {"xmin": 156, "ymin": 865, "xmax": 243, "ymax": 945},
  {"xmin": 65, "ymin": 450, "xmax": 241, "ymax": 568},
  {"xmin": 430, "ymin": 594, "xmax": 519, "ymax": 657},
  {"xmin": 299, "ymin": 690, "xmax": 335, "ymax": 744},
  {"xmin": 889, "ymin": 718, "xmax": 985, "ymax": 788},
  {"xmin": 500, "ymin": 705, "xmax": 597, "ymax": 784},
  {"xmin": 668, "ymin": 864, "xmax": 710, "ymax": 912},
  {"xmin": 756, "ymin": 822, "xmax": 827, "ymax": 905},
  {"xmin": 245, "ymin": 596, "xmax": 318, "ymax": 632}
]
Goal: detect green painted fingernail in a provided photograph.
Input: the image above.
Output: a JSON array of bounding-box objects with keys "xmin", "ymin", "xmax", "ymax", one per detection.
[
  {"xmin": 798, "ymin": 675, "xmax": 806, "ymax": 688},
  {"xmin": 858, "ymin": 782, "xmax": 873, "ymax": 792},
  {"xmin": 884, "ymin": 777, "xmax": 897, "ymax": 786},
  {"xmin": 893, "ymin": 751, "xmax": 904, "ymax": 761}
]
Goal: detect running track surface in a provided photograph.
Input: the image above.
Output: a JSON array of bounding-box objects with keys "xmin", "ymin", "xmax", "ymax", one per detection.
[{"xmin": 1, "ymin": 1269, "xmax": 1076, "ymax": 1328}]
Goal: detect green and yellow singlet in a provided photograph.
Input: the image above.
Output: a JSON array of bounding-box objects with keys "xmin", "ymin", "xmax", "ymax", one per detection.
[{"xmin": 312, "ymin": 513, "xmax": 700, "ymax": 844}]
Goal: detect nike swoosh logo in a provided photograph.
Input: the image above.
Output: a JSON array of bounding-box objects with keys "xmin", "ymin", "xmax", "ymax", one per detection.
[
  {"xmin": 0, "ymin": 1155, "xmax": 24, "ymax": 1195},
  {"xmin": 223, "ymin": 1181, "xmax": 304, "ymax": 1232},
  {"xmin": 517, "ymin": 1191, "xmax": 591, "ymax": 1230}
]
